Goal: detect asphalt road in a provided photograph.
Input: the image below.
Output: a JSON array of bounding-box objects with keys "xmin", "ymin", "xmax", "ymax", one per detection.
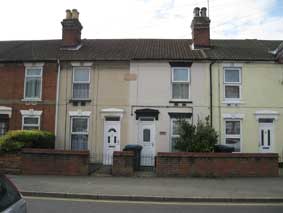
[{"xmin": 25, "ymin": 197, "xmax": 283, "ymax": 213}]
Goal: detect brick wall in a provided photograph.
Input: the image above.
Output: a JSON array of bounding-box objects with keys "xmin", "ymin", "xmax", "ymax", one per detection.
[
  {"xmin": 0, "ymin": 62, "xmax": 57, "ymax": 133},
  {"xmin": 21, "ymin": 148, "xmax": 89, "ymax": 176},
  {"xmin": 0, "ymin": 153, "xmax": 22, "ymax": 174},
  {"xmin": 156, "ymin": 152, "xmax": 279, "ymax": 177},
  {"xmin": 112, "ymin": 151, "xmax": 134, "ymax": 176}
]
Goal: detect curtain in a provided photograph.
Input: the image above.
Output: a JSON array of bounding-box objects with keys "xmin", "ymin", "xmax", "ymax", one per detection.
[
  {"xmin": 172, "ymin": 83, "xmax": 189, "ymax": 99},
  {"xmin": 71, "ymin": 135, "xmax": 88, "ymax": 150},
  {"xmin": 73, "ymin": 83, "xmax": 89, "ymax": 99},
  {"xmin": 25, "ymin": 77, "xmax": 41, "ymax": 98},
  {"xmin": 225, "ymin": 85, "xmax": 239, "ymax": 98}
]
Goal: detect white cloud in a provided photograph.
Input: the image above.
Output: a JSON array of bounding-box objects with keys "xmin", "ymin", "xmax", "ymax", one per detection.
[{"xmin": 0, "ymin": 0, "xmax": 282, "ymax": 40}]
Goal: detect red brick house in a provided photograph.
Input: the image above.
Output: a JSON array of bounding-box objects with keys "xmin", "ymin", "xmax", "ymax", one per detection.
[{"xmin": 0, "ymin": 54, "xmax": 58, "ymax": 135}]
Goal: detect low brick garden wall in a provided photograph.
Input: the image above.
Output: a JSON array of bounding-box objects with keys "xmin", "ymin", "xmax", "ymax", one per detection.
[
  {"xmin": 112, "ymin": 151, "xmax": 134, "ymax": 176},
  {"xmin": 156, "ymin": 152, "xmax": 279, "ymax": 177},
  {"xmin": 0, "ymin": 149, "xmax": 89, "ymax": 176},
  {"xmin": 0, "ymin": 153, "xmax": 22, "ymax": 174},
  {"xmin": 21, "ymin": 148, "xmax": 89, "ymax": 176}
]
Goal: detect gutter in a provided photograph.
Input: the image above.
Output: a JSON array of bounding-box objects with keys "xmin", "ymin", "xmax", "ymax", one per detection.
[
  {"xmin": 55, "ymin": 59, "xmax": 61, "ymax": 136},
  {"xmin": 209, "ymin": 61, "xmax": 215, "ymax": 126}
]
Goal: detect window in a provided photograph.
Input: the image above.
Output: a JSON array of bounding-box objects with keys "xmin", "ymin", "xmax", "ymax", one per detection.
[
  {"xmin": 143, "ymin": 129, "xmax": 151, "ymax": 142},
  {"xmin": 22, "ymin": 116, "xmax": 40, "ymax": 130},
  {"xmin": 72, "ymin": 67, "xmax": 90, "ymax": 100},
  {"xmin": 172, "ymin": 67, "xmax": 190, "ymax": 100},
  {"xmin": 171, "ymin": 119, "xmax": 180, "ymax": 151},
  {"xmin": 225, "ymin": 120, "xmax": 241, "ymax": 152},
  {"xmin": 224, "ymin": 68, "xmax": 241, "ymax": 100},
  {"xmin": 71, "ymin": 117, "xmax": 89, "ymax": 150},
  {"xmin": 24, "ymin": 67, "xmax": 43, "ymax": 100},
  {"xmin": 0, "ymin": 115, "xmax": 9, "ymax": 136}
]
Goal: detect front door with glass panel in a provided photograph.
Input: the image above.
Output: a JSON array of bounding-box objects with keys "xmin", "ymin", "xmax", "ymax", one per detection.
[
  {"xmin": 103, "ymin": 117, "xmax": 120, "ymax": 165},
  {"xmin": 138, "ymin": 118, "xmax": 155, "ymax": 166},
  {"xmin": 259, "ymin": 122, "xmax": 274, "ymax": 153}
]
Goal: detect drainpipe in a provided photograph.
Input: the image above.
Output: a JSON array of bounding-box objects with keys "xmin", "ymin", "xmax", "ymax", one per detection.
[
  {"xmin": 55, "ymin": 59, "xmax": 61, "ymax": 136},
  {"xmin": 209, "ymin": 61, "xmax": 215, "ymax": 126}
]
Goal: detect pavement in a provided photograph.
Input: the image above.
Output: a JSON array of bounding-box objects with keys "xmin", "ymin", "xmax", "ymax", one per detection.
[{"xmin": 8, "ymin": 174, "xmax": 283, "ymax": 203}]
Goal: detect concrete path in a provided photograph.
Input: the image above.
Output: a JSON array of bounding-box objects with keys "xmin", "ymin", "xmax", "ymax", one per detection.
[{"xmin": 8, "ymin": 175, "xmax": 283, "ymax": 202}]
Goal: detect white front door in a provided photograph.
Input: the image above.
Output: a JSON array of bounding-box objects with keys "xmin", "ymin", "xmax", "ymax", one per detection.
[
  {"xmin": 103, "ymin": 120, "xmax": 120, "ymax": 165},
  {"xmin": 259, "ymin": 123, "xmax": 274, "ymax": 153},
  {"xmin": 138, "ymin": 119, "xmax": 155, "ymax": 166}
]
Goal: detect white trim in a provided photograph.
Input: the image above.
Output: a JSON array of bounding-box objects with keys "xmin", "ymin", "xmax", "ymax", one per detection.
[
  {"xmin": 222, "ymin": 63, "xmax": 243, "ymax": 68},
  {"xmin": 20, "ymin": 109, "xmax": 42, "ymax": 116},
  {"xmin": 100, "ymin": 108, "xmax": 124, "ymax": 119},
  {"xmin": 255, "ymin": 110, "xmax": 279, "ymax": 120},
  {"xmin": 23, "ymin": 65, "xmax": 43, "ymax": 101},
  {"xmin": 171, "ymin": 67, "xmax": 191, "ymax": 101},
  {"xmin": 224, "ymin": 119, "xmax": 242, "ymax": 152},
  {"xmin": 22, "ymin": 115, "xmax": 41, "ymax": 130},
  {"xmin": 69, "ymin": 110, "xmax": 91, "ymax": 117},
  {"xmin": 70, "ymin": 116, "xmax": 89, "ymax": 150},
  {"xmin": 223, "ymin": 113, "xmax": 245, "ymax": 119},
  {"xmin": 0, "ymin": 106, "xmax": 12, "ymax": 118},
  {"xmin": 72, "ymin": 67, "xmax": 91, "ymax": 100}
]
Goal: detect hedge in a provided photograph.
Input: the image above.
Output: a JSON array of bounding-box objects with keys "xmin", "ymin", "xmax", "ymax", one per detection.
[{"xmin": 0, "ymin": 130, "xmax": 55, "ymax": 153}]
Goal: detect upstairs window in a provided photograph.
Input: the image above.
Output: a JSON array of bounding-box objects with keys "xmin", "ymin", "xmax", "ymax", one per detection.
[
  {"xmin": 172, "ymin": 68, "xmax": 190, "ymax": 100},
  {"xmin": 24, "ymin": 67, "xmax": 43, "ymax": 100},
  {"xmin": 224, "ymin": 68, "xmax": 241, "ymax": 100},
  {"xmin": 72, "ymin": 67, "xmax": 90, "ymax": 100}
]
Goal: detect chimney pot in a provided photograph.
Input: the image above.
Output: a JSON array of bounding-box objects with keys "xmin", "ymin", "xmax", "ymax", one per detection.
[
  {"xmin": 65, "ymin": 9, "xmax": 72, "ymax": 19},
  {"xmin": 193, "ymin": 7, "xmax": 200, "ymax": 17},
  {"xmin": 72, "ymin": 9, "xmax": 79, "ymax": 19},
  {"xmin": 201, "ymin": 7, "xmax": 207, "ymax": 17}
]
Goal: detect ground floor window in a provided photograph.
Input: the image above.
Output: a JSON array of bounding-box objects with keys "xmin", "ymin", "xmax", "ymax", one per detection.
[
  {"xmin": 224, "ymin": 119, "xmax": 241, "ymax": 152},
  {"xmin": 0, "ymin": 115, "xmax": 9, "ymax": 136},
  {"xmin": 170, "ymin": 117, "xmax": 191, "ymax": 152},
  {"xmin": 22, "ymin": 116, "xmax": 40, "ymax": 130},
  {"xmin": 71, "ymin": 117, "xmax": 89, "ymax": 150}
]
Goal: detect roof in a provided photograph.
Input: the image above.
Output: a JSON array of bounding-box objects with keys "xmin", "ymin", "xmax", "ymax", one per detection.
[{"xmin": 0, "ymin": 39, "xmax": 281, "ymax": 62}]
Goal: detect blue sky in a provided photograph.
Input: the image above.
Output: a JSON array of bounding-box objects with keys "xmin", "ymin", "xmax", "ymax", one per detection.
[{"xmin": 0, "ymin": 0, "xmax": 282, "ymax": 40}]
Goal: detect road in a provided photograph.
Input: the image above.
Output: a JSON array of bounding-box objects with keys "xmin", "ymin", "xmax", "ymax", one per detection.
[{"xmin": 25, "ymin": 196, "xmax": 283, "ymax": 213}]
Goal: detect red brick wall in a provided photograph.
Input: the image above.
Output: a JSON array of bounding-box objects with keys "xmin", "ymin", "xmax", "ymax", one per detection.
[
  {"xmin": 156, "ymin": 152, "xmax": 279, "ymax": 177},
  {"xmin": 112, "ymin": 151, "xmax": 134, "ymax": 176},
  {"xmin": 0, "ymin": 153, "xmax": 22, "ymax": 174},
  {"xmin": 0, "ymin": 62, "xmax": 57, "ymax": 132},
  {"xmin": 21, "ymin": 148, "xmax": 89, "ymax": 176}
]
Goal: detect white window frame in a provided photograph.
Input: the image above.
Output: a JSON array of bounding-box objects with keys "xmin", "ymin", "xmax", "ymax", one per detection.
[
  {"xmin": 223, "ymin": 67, "xmax": 242, "ymax": 102},
  {"xmin": 72, "ymin": 67, "xmax": 91, "ymax": 100},
  {"xmin": 224, "ymin": 119, "xmax": 242, "ymax": 152},
  {"xmin": 70, "ymin": 116, "xmax": 89, "ymax": 150},
  {"xmin": 171, "ymin": 67, "xmax": 191, "ymax": 101},
  {"xmin": 22, "ymin": 115, "xmax": 41, "ymax": 130},
  {"xmin": 170, "ymin": 118, "xmax": 190, "ymax": 152},
  {"xmin": 23, "ymin": 66, "xmax": 43, "ymax": 101}
]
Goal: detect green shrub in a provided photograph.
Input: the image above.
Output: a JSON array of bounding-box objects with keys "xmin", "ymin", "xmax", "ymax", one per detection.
[
  {"xmin": 175, "ymin": 116, "xmax": 218, "ymax": 152},
  {"xmin": 0, "ymin": 130, "xmax": 55, "ymax": 153}
]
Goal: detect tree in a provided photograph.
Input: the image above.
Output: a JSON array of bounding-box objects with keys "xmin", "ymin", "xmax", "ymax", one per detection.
[{"xmin": 175, "ymin": 116, "xmax": 218, "ymax": 152}]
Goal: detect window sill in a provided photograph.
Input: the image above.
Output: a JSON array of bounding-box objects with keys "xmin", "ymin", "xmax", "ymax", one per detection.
[
  {"xmin": 22, "ymin": 98, "xmax": 42, "ymax": 102},
  {"xmin": 69, "ymin": 99, "xmax": 92, "ymax": 103},
  {"xmin": 169, "ymin": 99, "xmax": 193, "ymax": 104},
  {"xmin": 222, "ymin": 100, "xmax": 244, "ymax": 105}
]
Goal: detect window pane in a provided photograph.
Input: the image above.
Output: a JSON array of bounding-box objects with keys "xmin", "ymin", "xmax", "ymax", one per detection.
[
  {"xmin": 72, "ymin": 118, "xmax": 88, "ymax": 133},
  {"xmin": 226, "ymin": 121, "xmax": 240, "ymax": 135},
  {"xmin": 27, "ymin": 68, "xmax": 41, "ymax": 76},
  {"xmin": 24, "ymin": 117, "xmax": 39, "ymax": 125},
  {"xmin": 74, "ymin": 69, "xmax": 89, "ymax": 82},
  {"xmin": 226, "ymin": 138, "xmax": 240, "ymax": 152},
  {"xmin": 71, "ymin": 134, "xmax": 88, "ymax": 150},
  {"xmin": 143, "ymin": 129, "xmax": 150, "ymax": 142},
  {"xmin": 172, "ymin": 83, "xmax": 189, "ymax": 99},
  {"xmin": 225, "ymin": 85, "xmax": 239, "ymax": 99},
  {"xmin": 0, "ymin": 120, "xmax": 8, "ymax": 136},
  {"xmin": 225, "ymin": 69, "xmax": 240, "ymax": 83},
  {"xmin": 73, "ymin": 83, "xmax": 89, "ymax": 99},
  {"xmin": 25, "ymin": 77, "xmax": 41, "ymax": 98},
  {"xmin": 173, "ymin": 68, "xmax": 188, "ymax": 81},
  {"xmin": 171, "ymin": 137, "xmax": 179, "ymax": 152},
  {"xmin": 172, "ymin": 120, "xmax": 179, "ymax": 135}
]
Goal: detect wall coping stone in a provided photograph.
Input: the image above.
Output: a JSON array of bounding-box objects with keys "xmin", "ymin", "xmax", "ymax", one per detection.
[
  {"xmin": 157, "ymin": 152, "xmax": 278, "ymax": 158},
  {"xmin": 22, "ymin": 148, "xmax": 89, "ymax": 156},
  {"xmin": 113, "ymin": 151, "xmax": 134, "ymax": 157}
]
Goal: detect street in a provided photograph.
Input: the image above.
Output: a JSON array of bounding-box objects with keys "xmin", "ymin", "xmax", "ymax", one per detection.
[{"xmin": 26, "ymin": 197, "xmax": 283, "ymax": 213}]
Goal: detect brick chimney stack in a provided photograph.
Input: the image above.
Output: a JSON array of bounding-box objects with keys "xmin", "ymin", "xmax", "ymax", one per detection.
[
  {"xmin": 191, "ymin": 7, "xmax": 210, "ymax": 49},
  {"xmin": 61, "ymin": 9, "xmax": 83, "ymax": 48}
]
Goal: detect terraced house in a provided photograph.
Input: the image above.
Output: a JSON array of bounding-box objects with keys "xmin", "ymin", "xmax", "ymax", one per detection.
[{"xmin": 0, "ymin": 8, "xmax": 282, "ymax": 165}]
